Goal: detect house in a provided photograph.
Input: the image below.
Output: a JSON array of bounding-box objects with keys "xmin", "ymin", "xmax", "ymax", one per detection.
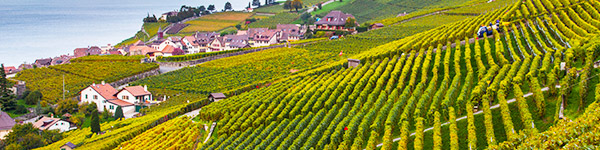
[
  {"xmin": 0, "ymin": 111, "xmax": 15, "ymax": 139},
  {"xmin": 73, "ymin": 46, "xmax": 101, "ymax": 58},
  {"xmin": 209, "ymin": 37, "xmax": 225, "ymax": 52},
  {"xmin": 80, "ymin": 81, "xmax": 118, "ymax": 112},
  {"xmin": 160, "ymin": 11, "xmax": 178, "ymax": 21},
  {"xmin": 3, "ymin": 66, "xmax": 18, "ymax": 75},
  {"xmin": 100, "ymin": 44, "xmax": 113, "ymax": 54},
  {"xmin": 34, "ymin": 58, "xmax": 52, "ymax": 67},
  {"xmin": 32, "ymin": 116, "xmax": 77, "ymax": 132},
  {"xmin": 277, "ymin": 24, "xmax": 303, "ymax": 42},
  {"xmin": 160, "ymin": 45, "xmax": 176, "ymax": 57},
  {"xmin": 253, "ymin": 30, "xmax": 280, "ymax": 47},
  {"xmin": 51, "ymin": 55, "xmax": 73, "ymax": 66},
  {"xmin": 18, "ymin": 64, "xmax": 32, "ymax": 70},
  {"xmin": 223, "ymin": 35, "xmax": 250, "ymax": 50},
  {"xmin": 60, "ymin": 142, "xmax": 77, "ymax": 150},
  {"xmin": 370, "ymin": 23, "xmax": 385, "ymax": 30},
  {"xmin": 80, "ymin": 82, "xmax": 152, "ymax": 115},
  {"xmin": 208, "ymin": 93, "xmax": 226, "ymax": 102},
  {"xmin": 88, "ymin": 46, "xmax": 102, "ymax": 55},
  {"xmin": 73, "ymin": 48, "xmax": 89, "ymax": 58},
  {"xmin": 182, "ymin": 36, "xmax": 200, "ymax": 54},
  {"xmin": 314, "ymin": 11, "xmax": 358, "ymax": 31},
  {"xmin": 348, "ymin": 58, "xmax": 361, "ymax": 67},
  {"xmin": 194, "ymin": 32, "xmax": 220, "ymax": 52},
  {"xmin": 129, "ymin": 45, "xmax": 158, "ymax": 56}
]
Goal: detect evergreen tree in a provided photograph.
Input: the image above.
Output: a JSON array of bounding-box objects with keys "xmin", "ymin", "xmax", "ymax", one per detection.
[
  {"xmin": 114, "ymin": 106, "xmax": 124, "ymax": 120},
  {"xmin": 91, "ymin": 110, "xmax": 101, "ymax": 134},
  {"xmin": 0, "ymin": 64, "xmax": 16, "ymax": 111}
]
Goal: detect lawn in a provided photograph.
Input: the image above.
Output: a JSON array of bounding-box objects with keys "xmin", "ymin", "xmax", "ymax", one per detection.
[{"xmin": 311, "ymin": 0, "xmax": 350, "ymax": 16}]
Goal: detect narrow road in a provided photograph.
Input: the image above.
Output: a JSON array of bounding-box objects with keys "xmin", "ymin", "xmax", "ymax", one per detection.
[
  {"xmin": 204, "ymin": 122, "xmax": 217, "ymax": 143},
  {"xmin": 306, "ymin": 0, "xmax": 335, "ymax": 14},
  {"xmin": 183, "ymin": 108, "xmax": 202, "ymax": 118},
  {"xmin": 374, "ymin": 86, "xmax": 557, "ymax": 148}
]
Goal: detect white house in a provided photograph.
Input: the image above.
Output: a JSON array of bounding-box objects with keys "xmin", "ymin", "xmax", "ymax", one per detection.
[
  {"xmin": 80, "ymin": 82, "xmax": 152, "ymax": 115},
  {"xmin": 182, "ymin": 36, "xmax": 200, "ymax": 54},
  {"xmin": 253, "ymin": 30, "xmax": 279, "ymax": 47},
  {"xmin": 116, "ymin": 86, "xmax": 152, "ymax": 104},
  {"xmin": 32, "ymin": 116, "xmax": 76, "ymax": 132},
  {"xmin": 80, "ymin": 82, "xmax": 118, "ymax": 112}
]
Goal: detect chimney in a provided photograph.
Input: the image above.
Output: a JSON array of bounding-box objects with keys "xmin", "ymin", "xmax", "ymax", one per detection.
[
  {"xmin": 144, "ymin": 85, "xmax": 148, "ymax": 91},
  {"xmin": 93, "ymin": 82, "xmax": 96, "ymax": 86},
  {"xmin": 50, "ymin": 113, "xmax": 54, "ymax": 118},
  {"xmin": 101, "ymin": 81, "xmax": 105, "ymax": 85}
]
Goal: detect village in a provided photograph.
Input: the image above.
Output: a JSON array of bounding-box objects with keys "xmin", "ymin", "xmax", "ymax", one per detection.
[{"xmin": 2, "ymin": 10, "xmax": 361, "ymax": 75}]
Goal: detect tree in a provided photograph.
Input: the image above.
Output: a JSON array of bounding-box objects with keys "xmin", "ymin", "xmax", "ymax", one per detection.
[
  {"xmin": 199, "ymin": 5, "xmax": 206, "ymax": 12},
  {"xmin": 3, "ymin": 123, "xmax": 62, "ymax": 149},
  {"xmin": 235, "ymin": 24, "xmax": 242, "ymax": 30},
  {"xmin": 24, "ymin": 90, "xmax": 42, "ymax": 105},
  {"xmin": 284, "ymin": 0, "xmax": 292, "ymax": 10},
  {"xmin": 54, "ymin": 99, "xmax": 78, "ymax": 116},
  {"xmin": 114, "ymin": 106, "xmax": 124, "ymax": 120},
  {"xmin": 291, "ymin": 0, "xmax": 303, "ymax": 12},
  {"xmin": 345, "ymin": 17, "xmax": 357, "ymax": 29},
  {"xmin": 317, "ymin": 3, "xmax": 322, "ymax": 9},
  {"xmin": 252, "ymin": 0, "xmax": 261, "ymax": 7},
  {"xmin": 173, "ymin": 48, "xmax": 185, "ymax": 55},
  {"xmin": 225, "ymin": 2, "xmax": 232, "ymax": 11},
  {"xmin": 0, "ymin": 64, "xmax": 16, "ymax": 111},
  {"xmin": 71, "ymin": 113, "xmax": 85, "ymax": 128},
  {"xmin": 91, "ymin": 110, "xmax": 101, "ymax": 134},
  {"xmin": 208, "ymin": 5, "xmax": 215, "ymax": 12}
]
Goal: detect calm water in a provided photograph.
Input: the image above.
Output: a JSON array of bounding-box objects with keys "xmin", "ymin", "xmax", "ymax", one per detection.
[{"xmin": 0, "ymin": 0, "xmax": 251, "ymax": 66}]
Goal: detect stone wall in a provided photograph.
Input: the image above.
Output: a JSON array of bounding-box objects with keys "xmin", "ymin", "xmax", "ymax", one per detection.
[
  {"xmin": 109, "ymin": 68, "xmax": 160, "ymax": 87},
  {"xmin": 158, "ymin": 44, "xmax": 287, "ymax": 67}
]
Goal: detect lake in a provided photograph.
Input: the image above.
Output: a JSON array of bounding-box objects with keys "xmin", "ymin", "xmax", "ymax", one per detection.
[{"xmin": 0, "ymin": 0, "xmax": 252, "ymax": 66}]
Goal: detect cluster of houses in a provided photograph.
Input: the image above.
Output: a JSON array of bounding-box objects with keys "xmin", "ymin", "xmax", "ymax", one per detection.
[{"xmin": 120, "ymin": 23, "xmax": 306, "ymax": 60}]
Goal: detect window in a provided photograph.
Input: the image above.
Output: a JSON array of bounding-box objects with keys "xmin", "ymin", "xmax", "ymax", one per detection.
[
  {"xmin": 61, "ymin": 123, "xmax": 64, "ymax": 125},
  {"xmin": 85, "ymin": 94, "xmax": 88, "ymax": 99},
  {"xmin": 122, "ymin": 96, "xmax": 129, "ymax": 100},
  {"xmin": 93, "ymin": 95, "xmax": 98, "ymax": 100},
  {"xmin": 110, "ymin": 105, "xmax": 114, "ymax": 110}
]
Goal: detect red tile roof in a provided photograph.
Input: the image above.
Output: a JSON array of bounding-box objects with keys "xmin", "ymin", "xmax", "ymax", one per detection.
[
  {"xmin": 121, "ymin": 86, "xmax": 151, "ymax": 96},
  {"xmin": 90, "ymin": 83, "xmax": 117, "ymax": 100},
  {"xmin": 4, "ymin": 66, "xmax": 17, "ymax": 74},
  {"xmin": 108, "ymin": 99, "xmax": 134, "ymax": 107},
  {"xmin": 161, "ymin": 45, "xmax": 176, "ymax": 54},
  {"xmin": 183, "ymin": 36, "xmax": 198, "ymax": 46}
]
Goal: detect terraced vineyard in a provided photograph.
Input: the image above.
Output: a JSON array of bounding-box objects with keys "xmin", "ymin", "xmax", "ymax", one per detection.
[
  {"xmin": 14, "ymin": 57, "xmax": 158, "ymax": 102},
  {"xmin": 132, "ymin": 47, "xmax": 338, "ymax": 94},
  {"xmin": 192, "ymin": 0, "xmax": 600, "ymax": 149}
]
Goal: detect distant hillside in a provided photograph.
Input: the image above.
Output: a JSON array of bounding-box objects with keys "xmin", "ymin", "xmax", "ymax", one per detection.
[{"xmin": 318, "ymin": 0, "xmax": 475, "ymax": 23}]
